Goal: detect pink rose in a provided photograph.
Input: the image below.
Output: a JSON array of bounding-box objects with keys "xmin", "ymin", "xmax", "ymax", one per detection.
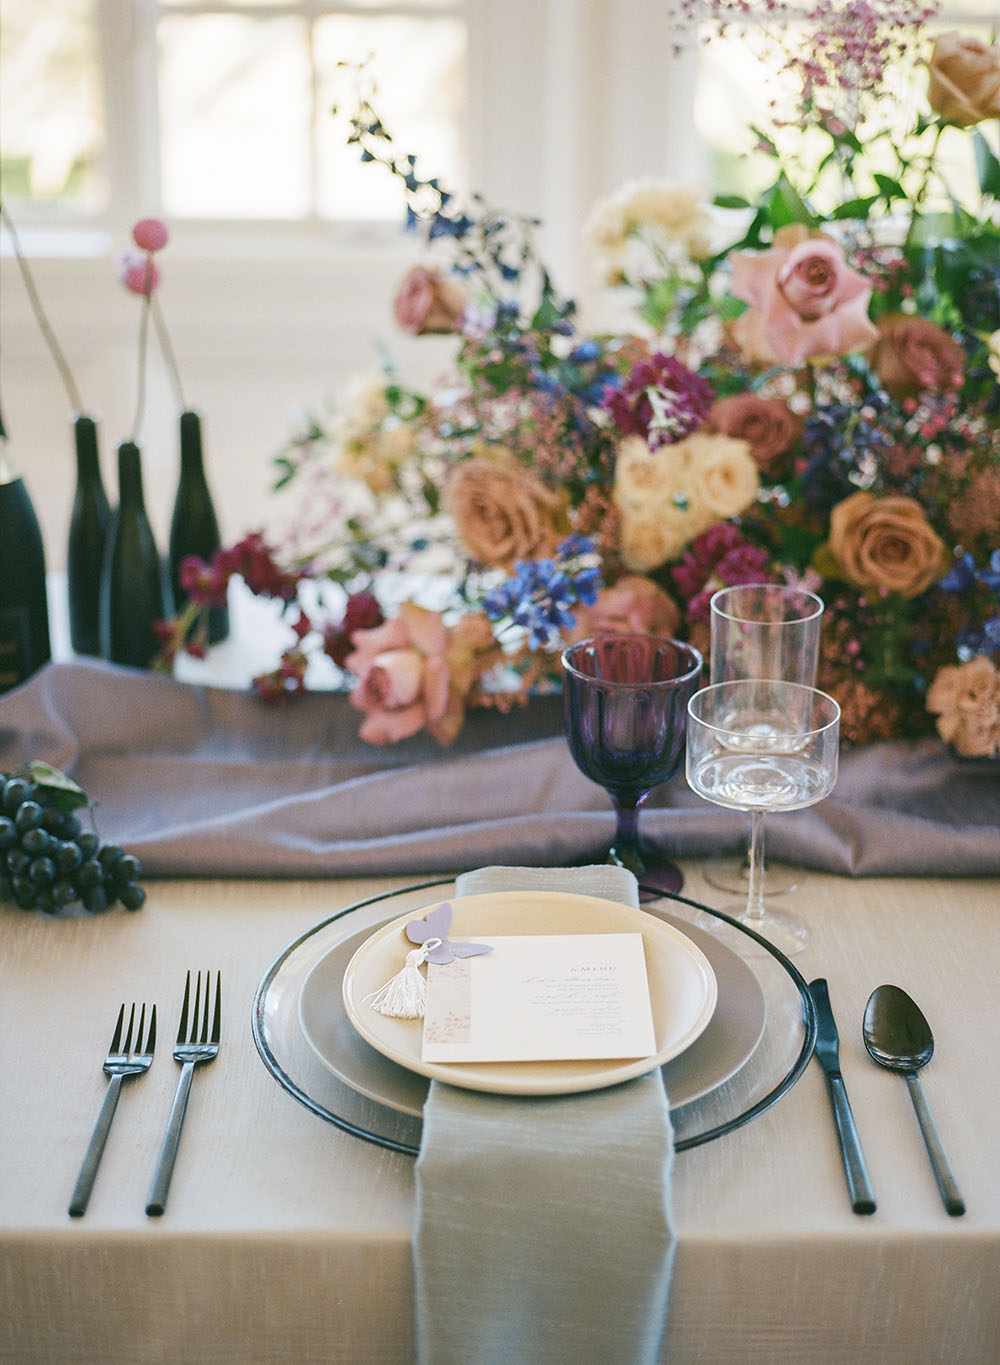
[
  {"xmin": 393, "ymin": 266, "xmax": 467, "ymax": 336},
  {"xmin": 570, "ymin": 575, "xmax": 681, "ymax": 641},
  {"xmin": 345, "ymin": 602, "xmax": 495, "ymax": 745},
  {"xmin": 730, "ymin": 230, "xmax": 878, "ymax": 366}
]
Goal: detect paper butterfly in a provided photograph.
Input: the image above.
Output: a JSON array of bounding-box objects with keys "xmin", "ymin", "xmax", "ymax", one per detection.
[{"xmin": 405, "ymin": 902, "xmax": 493, "ymax": 964}]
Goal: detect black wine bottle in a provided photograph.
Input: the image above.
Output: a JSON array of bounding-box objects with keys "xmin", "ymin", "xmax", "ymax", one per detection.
[
  {"xmin": 169, "ymin": 410, "xmax": 228, "ymax": 643},
  {"xmin": 100, "ymin": 441, "xmax": 171, "ymax": 668},
  {"xmin": 0, "ymin": 417, "xmax": 52, "ymax": 694},
  {"xmin": 67, "ymin": 414, "xmax": 111, "ymax": 656}
]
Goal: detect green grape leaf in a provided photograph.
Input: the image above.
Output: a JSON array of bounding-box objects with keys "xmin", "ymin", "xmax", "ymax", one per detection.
[{"xmin": 23, "ymin": 761, "xmax": 91, "ymax": 811}]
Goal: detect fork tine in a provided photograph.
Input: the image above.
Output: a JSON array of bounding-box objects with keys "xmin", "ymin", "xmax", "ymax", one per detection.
[
  {"xmin": 146, "ymin": 1003, "xmax": 157, "ymax": 1055},
  {"xmin": 210, "ymin": 971, "xmax": 221, "ymax": 1045},
  {"xmin": 190, "ymin": 971, "xmax": 203, "ymax": 1045},
  {"xmin": 109, "ymin": 1003, "xmax": 126, "ymax": 1054},
  {"xmin": 121, "ymin": 1003, "xmax": 136, "ymax": 1055},
  {"xmin": 199, "ymin": 971, "xmax": 211, "ymax": 1044},
  {"xmin": 176, "ymin": 970, "xmax": 191, "ymax": 1046}
]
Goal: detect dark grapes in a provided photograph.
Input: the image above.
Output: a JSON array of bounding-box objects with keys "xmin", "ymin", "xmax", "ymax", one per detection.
[{"xmin": 0, "ymin": 767, "xmax": 147, "ymax": 917}]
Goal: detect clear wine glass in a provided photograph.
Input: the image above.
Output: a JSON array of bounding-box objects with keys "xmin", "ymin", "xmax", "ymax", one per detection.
[
  {"xmin": 686, "ymin": 680, "xmax": 840, "ymax": 955},
  {"xmin": 703, "ymin": 583, "xmax": 824, "ymax": 897},
  {"xmin": 561, "ymin": 634, "xmax": 703, "ymax": 894}
]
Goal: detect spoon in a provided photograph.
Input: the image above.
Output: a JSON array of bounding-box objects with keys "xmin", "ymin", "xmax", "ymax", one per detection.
[{"xmin": 863, "ymin": 984, "xmax": 965, "ymax": 1216}]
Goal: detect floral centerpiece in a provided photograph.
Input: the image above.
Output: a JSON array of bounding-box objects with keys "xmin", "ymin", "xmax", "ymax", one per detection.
[{"xmin": 162, "ymin": 4, "xmax": 1000, "ymax": 756}]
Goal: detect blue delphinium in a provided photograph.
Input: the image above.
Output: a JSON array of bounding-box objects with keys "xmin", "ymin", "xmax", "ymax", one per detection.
[
  {"xmin": 940, "ymin": 549, "xmax": 1000, "ymax": 656},
  {"xmin": 484, "ymin": 535, "xmax": 602, "ymax": 650}
]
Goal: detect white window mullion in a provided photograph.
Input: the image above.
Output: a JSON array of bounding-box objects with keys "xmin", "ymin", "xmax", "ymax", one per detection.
[{"xmin": 98, "ymin": 0, "xmax": 162, "ymax": 231}]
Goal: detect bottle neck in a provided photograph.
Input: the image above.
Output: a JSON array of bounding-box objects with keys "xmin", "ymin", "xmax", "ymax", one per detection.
[
  {"xmin": 117, "ymin": 442, "xmax": 146, "ymax": 509},
  {"xmin": 179, "ymin": 410, "xmax": 204, "ymax": 476},
  {"xmin": 74, "ymin": 416, "xmax": 101, "ymax": 479}
]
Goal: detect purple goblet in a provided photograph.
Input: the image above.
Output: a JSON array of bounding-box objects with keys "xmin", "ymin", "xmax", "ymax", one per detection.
[{"xmin": 561, "ymin": 634, "xmax": 703, "ymax": 893}]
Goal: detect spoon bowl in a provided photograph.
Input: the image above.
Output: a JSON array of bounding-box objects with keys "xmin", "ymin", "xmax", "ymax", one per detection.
[
  {"xmin": 862, "ymin": 983, "xmax": 934, "ymax": 1071},
  {"xmin": 863, "ymin": 984, "xmax": 964, "ymax": 1216}
]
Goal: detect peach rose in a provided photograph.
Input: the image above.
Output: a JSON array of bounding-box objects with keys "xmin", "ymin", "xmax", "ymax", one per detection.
[
  {"xmin": 828, "ymin": 491, "xmax": 946, "ymax": 599},
  {"xmin": 926, "ymin": 655, "xmax": 1000, "ymax": 757},
  {"xmin": 706, "ymin": 394, "xmax": 802, "ymax": 475},
  {"xmin": 730, "ymin": 229, "xmax": 878, "ymax": 366},
  {"xmin": 570, "ymin": 575, "xmax": 681, "ymax": 641},
  {"xmin": 393, "ymin": 266, "xmax": 467, "ymax": 336},
  {"xmin": 870, "ymin": 314, "xmax": 965, "ymax": 399},
  {"xmin": 927, "ymin": 32, "xmax": 1000, "ymax": 128},
  {"xmin": 446, "ymin": 454, "xmax": 563, "ymax": 569},
  {"xmin": 345, "ymin": 602, "xmax": 493, "ymax": 745}
]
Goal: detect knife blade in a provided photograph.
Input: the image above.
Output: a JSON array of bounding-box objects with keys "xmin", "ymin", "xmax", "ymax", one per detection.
[{"xmin": 808, "ymin": 978, "xmax": 876, "ymax": 1215}]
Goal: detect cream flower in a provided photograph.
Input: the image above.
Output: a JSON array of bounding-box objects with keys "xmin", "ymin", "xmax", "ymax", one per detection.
[
  {"xmin": 988, "ymin": 330, "xmax": 1000, "ymax": 380},
  {"xmin": 613, "ymin": 432, "xmax": 758, "ymax": 572},
  {"xmin": 331, "ymin": 377, "xmax": 415, "ymax": 494},
  {"xmin": 684, "ymin": 433, "xmax": 760, "ymax": 523}
]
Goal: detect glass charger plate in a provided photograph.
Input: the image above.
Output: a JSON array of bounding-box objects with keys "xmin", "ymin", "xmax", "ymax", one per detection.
[{"xmin": 252, "ymin": 879, "xmax": 815, "ymax": 1153}]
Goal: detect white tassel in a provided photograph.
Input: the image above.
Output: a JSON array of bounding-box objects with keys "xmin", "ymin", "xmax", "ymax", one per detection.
[{"xmin": 363, "ymin": 938, "xmax": 443, "ymax": 1018}]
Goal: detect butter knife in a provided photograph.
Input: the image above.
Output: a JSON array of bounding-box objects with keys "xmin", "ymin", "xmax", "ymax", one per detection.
[{"xmin": 808, "ymin": 978, "xmax": 876, "ymax": 1215}]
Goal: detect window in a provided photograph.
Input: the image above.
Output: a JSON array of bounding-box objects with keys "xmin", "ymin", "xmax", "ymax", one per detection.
[{"xmin": 0, "ymin": 0, "xmax": 468, "ymax": 227}]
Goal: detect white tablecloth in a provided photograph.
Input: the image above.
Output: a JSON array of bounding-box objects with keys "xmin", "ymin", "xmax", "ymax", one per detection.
[{"xmin": 2, "ymin": 864, "xmax": 998, "ymax": 1364}]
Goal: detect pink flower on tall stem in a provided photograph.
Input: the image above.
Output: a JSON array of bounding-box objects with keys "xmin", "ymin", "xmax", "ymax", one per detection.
[{"xmin": 119, "ymin": 216, "xmax": 186, "ymax": 439}]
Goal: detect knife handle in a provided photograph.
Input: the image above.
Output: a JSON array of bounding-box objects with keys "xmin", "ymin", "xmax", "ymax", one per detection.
[{"xmin": 824, "ymin": 1072, "xmax": 876, "ymax": 1215}]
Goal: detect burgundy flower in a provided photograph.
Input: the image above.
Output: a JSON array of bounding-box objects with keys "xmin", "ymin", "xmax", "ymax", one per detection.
[
  {"xmin": 602, "ymin": 353, "xmax": 714, "ymax": 448},
  {"xmin": 323, "ymin": 590, "xmax": 386, "ymax": 667}
]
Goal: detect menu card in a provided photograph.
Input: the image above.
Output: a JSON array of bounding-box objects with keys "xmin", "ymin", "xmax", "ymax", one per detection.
[{"xmin": 421, "ymin": 933, "xmax": 657, "ymax": 1063}]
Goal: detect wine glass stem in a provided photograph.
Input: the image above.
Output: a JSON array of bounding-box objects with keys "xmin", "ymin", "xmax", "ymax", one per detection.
[
  {"xmin": 611, "ymin": 796, "xmax": 644, "ymax": 875},
  {"xmin": 745, "ymin": 810, "xmax": 767, "ymax": 924}
]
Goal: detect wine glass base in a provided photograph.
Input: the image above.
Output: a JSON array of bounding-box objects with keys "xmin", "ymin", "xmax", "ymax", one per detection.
[
  {"xmin": 701, "ymin": 857, "xmax": 802, "ymax": 897},
  {"xmin": 722, "ymin": 903, "xmax": 811, "ymax": 957},
  {"xmin": 605, "ymin": 848, "xmax": 685, "ymax": 900}
]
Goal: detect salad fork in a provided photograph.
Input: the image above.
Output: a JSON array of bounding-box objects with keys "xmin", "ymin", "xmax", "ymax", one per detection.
[
  {"xmin": 146, "ymin": 970, "xmax": 221, "ymax": 1217},
  {"xmin": 69, "ymin": 1001, "xmax": 157, "ymax": 1217}
]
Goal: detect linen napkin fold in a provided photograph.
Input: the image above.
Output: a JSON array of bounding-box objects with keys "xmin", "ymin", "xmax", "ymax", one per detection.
[{"xmin": 412, "ymin": 864, "xmax": 675, "ymax": 1365}]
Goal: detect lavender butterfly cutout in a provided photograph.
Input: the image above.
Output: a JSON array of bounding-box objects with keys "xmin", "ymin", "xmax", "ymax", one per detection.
[{"xmin": 405, "ymin": 902, "xmax": 493, "ymax": 964}]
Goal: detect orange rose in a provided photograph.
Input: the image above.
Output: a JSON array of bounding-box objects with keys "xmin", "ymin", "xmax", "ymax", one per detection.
[
  {"xmin": 393, "ymin": 266, "xmax": 467, "ymax": 335},
  {"xmin": 927, "ymin": 32, "xmax": 1000, "ymax": 128},
  {"xmin": 828, "ymin": 491, "xmax": 946, "ymax": 599},
  {"xmin": 446, "ymin": 454, "xmax": 563, "ymax": 569},
  {"xmin": 706, "ymin": 394, "xmax": 802, "ymax": 475},
  {"xmin": 870, "ymin": 314, "xmax": 965, "ymax": 398},
  {"xmin": 926, "ymin": 656, "xmax": 1000, "ymax": 757}
]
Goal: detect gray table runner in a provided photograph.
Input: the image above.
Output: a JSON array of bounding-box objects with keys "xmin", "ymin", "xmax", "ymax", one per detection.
[
  {"xmin": 414, "ymin": 864, "xmax": 675, "ymax": 1365},
  {"xmin": 1, "ymin": 659, "xmax": 997, "ymax": 878}
]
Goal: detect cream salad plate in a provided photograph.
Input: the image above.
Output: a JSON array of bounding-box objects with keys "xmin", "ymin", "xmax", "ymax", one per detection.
[{"xmin": 301, "ymin": 889, "xmax": 719, "ymax": 1100}]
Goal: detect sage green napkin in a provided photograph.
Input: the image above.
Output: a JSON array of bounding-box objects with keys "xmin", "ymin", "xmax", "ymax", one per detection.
[{"xmin": 412, "ymin": 865, "xmax": 675, "ymax": 1365}]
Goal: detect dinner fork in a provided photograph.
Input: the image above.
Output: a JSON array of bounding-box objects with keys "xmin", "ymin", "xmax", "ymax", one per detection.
[
  {"xmin": 69, "ymin": 1001, "xmax": 157, "ymax": 1217},
  {"xmin": 146, "ymin": 970, "xmax": 221, "ymax": 1217}
]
